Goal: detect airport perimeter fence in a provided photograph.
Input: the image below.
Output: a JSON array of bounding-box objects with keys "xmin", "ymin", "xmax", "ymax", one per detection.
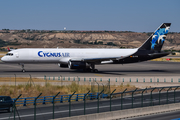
[
  {"xmin": 2, "ymin": 74, "xmax": 180, "ymax": 87},
  {"xmin": 12, "ymin": 92, "xmax": 109, "ymax": 106},
  {"xmin": 8, "ymin": 86, "xmax": 180, "ymax": 120},
  {"xmin": 43, "ymin": 75, "xmax": 180, "ymax": 86}
]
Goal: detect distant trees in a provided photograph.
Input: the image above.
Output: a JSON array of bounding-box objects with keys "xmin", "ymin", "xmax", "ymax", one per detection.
[
  {"xmin": 1, "ymin": 29, "xmax": 10, "ymax": 33},
  {"xmin": 73, "ymin": 40, "xmax": 81, "ymax": 44},
  {"xmin": 0, "ymin": 39, "xmax": 6, "ymax": 47},
  {"xmin": 72, "ymin": 39, "xmax": 117, "ymax": 46},
  {"xmin": 0, "ymin": 39, "xmax": 20, "ymax": 47},
  {"xmin": 94, "ymin": 40, "xmax": 103, "ymax": 45},
  {"xmin": 106, "ymin": 42, "xmax": 116, "ymax": 46},
  {"xmin": 2, "ymin": 29, "xmax": 9, "ymax": 31}
]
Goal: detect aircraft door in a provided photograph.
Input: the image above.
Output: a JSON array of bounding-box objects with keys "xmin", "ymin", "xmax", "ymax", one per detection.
[{"xmin": 15, "ymin": 52, "xmax": 19, "ymax": 58}]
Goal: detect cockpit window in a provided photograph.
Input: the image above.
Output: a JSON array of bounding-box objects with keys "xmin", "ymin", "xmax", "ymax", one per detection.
[{"xmin": 6, "ymin": 53, "xmax": 13, "ymax": 56}]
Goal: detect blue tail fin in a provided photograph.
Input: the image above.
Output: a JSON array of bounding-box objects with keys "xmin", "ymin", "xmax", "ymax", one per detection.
[{"xmin": 139, "ymin": 23, "xmax": 171, "ymax": 52}]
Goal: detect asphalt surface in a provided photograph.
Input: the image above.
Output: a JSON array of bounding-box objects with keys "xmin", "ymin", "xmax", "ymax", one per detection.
[
  {"xmin": 127, "ymin": 110, "xmax": 180, "ymax": 120},
  {"xmin": 0, "ymin": 91, "xmax": 180, "ymax": 120},
  {"xmin": 0, "ymin": 61, "xmax": 180, "ymax": 77}
]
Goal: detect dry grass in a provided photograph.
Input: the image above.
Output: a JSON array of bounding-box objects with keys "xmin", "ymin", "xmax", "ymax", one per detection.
[
  {"xmin": 110, "ymin": 83, "xmax": 136, "ymax": 93},
  {"xmin": 0, "ymin": 55, "xmax": 4, "ymax": 57},
  {"xmin": 0, "ymin": 77, "xmax": 58, "ymax": 82},
  {"xmin": 151, "ymin": 58, "xmax": 180, "ymax": 62},
  {"xmin": 0, "ymin": 51, "xmax": 7, "ymax": 54},
  {"xmin": 0, "ymin": 51, "xmax": 7, "ymax": 57},
  {"xmin": 0, "ymin": 81, "xmax": 138, "ymax": 98},
  {"xmin": 0, "ymin": 83, "xmax": 88, "ymax": 98}
]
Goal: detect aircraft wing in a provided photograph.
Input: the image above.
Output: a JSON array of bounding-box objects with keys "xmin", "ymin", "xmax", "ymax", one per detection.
[{"xmin": 70, "ymin": 57, "xmax": 124, "ymax": 63}]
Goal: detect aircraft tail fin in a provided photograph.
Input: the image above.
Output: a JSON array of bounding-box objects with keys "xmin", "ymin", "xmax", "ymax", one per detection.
[{"xmin": 139, "ymin": 23, "xmax": 171, "ymax": 52}]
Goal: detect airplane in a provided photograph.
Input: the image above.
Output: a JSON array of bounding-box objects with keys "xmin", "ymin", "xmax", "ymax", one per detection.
[{"xmin": 1, "ymin": 23, "xmax": 171, "ymax": 73}]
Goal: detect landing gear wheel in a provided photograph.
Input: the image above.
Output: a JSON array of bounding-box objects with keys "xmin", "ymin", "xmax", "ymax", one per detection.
[
  {"xmin": 91, "ymin": 69, "xmax": 98, "ymax": 73},
  {"xmin": 94, "ymin": 69, "xmax": 98, "ymax": 73},
  {"xmin": 22, "ymin": 69, "xmax": 26, "ymax": 73},
  {"xmin": 21, "ymin": 64, "xmax": 26, "ymax": 73},
  {"xmin": 90, "ymin": 63, "xmax": 98, "ymax": 73}
]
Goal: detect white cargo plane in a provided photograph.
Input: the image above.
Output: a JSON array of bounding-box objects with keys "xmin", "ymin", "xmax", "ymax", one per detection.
[{"xmin": 1, "ymin": 23, "xmax": 171, "ymax": 72}]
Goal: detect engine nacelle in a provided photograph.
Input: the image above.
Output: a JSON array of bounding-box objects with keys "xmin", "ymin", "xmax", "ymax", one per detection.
[
  {"xmin": 68, "ymin": 61, "xmax": 86, "ymax": 69},
  {"xmin": 58, "ymin": 63, "xmax": 68, "ymax": 68}
]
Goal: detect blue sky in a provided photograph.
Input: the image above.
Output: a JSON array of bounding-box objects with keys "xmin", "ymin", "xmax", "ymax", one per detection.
[{"xmin": 0, "ymin": 0, "xmax": 179, "ymax": 32}]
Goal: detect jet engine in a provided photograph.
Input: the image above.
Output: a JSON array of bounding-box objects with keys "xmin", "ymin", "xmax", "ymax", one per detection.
[
  {"xmin": 58, "ymin": 63, "xmax": 68, "ymax": 68},
  {"xmin": 68, "ymin": 61, "xmax": 86, "ymax": 69}
]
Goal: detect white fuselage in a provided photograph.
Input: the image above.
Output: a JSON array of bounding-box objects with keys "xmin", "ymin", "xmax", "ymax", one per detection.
[{"xmin": 1, "ymin": 48, "xmax": 138, "ymax": 64}]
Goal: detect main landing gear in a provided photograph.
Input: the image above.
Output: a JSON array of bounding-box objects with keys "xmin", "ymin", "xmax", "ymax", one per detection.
[
  {"xmin": 83, "ymin": 63, "xmax": 98, "ymax": 73},
  {"xmin": 90, "ymin": 63, "xmax": 98, "ymax": 73}
]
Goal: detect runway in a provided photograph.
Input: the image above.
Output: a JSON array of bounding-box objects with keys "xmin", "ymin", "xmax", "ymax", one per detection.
[{"xmin": 0, "ymin": 61, "xmax": 180, "ymax": 77}]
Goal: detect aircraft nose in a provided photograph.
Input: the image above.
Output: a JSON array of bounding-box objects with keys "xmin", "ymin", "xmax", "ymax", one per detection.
[{"xmin": 1, "ymin": 57, "xmax": 5, "ymax": 62}]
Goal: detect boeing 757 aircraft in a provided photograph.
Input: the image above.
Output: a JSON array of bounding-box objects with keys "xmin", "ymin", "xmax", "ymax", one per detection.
[{"xmin": 1, "ymin": 23, "xmax": 171, "ymax": 73}]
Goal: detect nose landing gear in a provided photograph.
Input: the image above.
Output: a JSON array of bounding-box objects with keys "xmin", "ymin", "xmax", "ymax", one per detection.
[
  {"xmin": 22, "ymin": 69, "xmax": 26, "ymax": 73},
  {"xmin": 19, "ymin": 64, "xmax": 26, "ymax": 73}
]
